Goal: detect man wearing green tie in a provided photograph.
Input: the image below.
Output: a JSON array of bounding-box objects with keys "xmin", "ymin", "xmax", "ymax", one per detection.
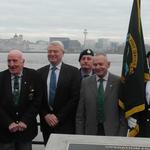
[
  {"xmin": 76, "ymin": 53, "xmax": 127, "ymax": 136},
  {"xmin": 0, "ymin": 50, "xmax": 42, "ymax": 150}
]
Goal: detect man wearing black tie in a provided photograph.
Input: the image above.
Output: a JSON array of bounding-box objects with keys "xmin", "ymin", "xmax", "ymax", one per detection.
[
  {"xmin": 0, "ymin": 50, "xmax": 42, "ymax": 150},
  {"xmin": 76, "ymin": 53, "xmax": 127, "ymax": 136},
  {"xmin": 38, "ymin": 41, "xmax": 81, "ymax": 145}
]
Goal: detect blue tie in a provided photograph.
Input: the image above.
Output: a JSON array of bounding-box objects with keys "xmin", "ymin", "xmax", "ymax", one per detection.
[{"xmin": 49, "ymin": 66, "xmax": 57, "ymax": 106}]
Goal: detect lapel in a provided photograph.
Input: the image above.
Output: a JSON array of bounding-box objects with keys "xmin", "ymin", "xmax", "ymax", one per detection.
[
  {"xmin": 56, "ymin": 63, "xmax": 65, "ymax": 90},
  {"xmin": 19, "ymin": 69, "xmax": 28, "ymax": 105},
  {"xmin": 5, "ymin": 71, "xmax": 14, "ymax": 104},
  {"xmin": 105, "ymin": 73, "xmax": 114, "ymax": 101},
  {"xmin": 90, "ymin": 75, "xmax": 97, "ymax": 98},
  {"xmin": 43, "ymin": 65, "xmax": 50, "ymax": 81},
  {"xmin": 43, "ymin": 65, "xmax": 50, "ymax": 100},
  {"xmin": 87, "ymin": 75, "xmax": 98, "ymax": 115},
  {"xmin": 19, "ymin": 68, "xmax": 34, "ymax": 105}
]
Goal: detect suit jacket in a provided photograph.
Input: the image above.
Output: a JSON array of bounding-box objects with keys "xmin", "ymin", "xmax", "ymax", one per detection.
[
  {"xmin": 38, "ymin": 63, "xmax": 81, "ymax": 134},
  {"xmin": 76, "ymin": 73, "xmax": 127, "ymax": 136},
  {"xmin": 0, "ymin": 68, "xmax": 42, "ymax": 142}
]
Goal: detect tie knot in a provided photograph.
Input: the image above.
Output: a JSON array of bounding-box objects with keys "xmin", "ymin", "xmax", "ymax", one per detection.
[
  {"xmin": 51, "ymin": 66, "xmax": 57, "ymax": 71},
  {"xmin": 99, "ymin": 78, "xmax": 104, "ymax": 83},
  {"xmin": 14, "ymin": 75, "xmax": 19, "ymax": 80}
]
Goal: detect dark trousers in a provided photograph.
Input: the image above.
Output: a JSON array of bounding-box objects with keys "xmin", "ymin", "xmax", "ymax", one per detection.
[
  {"xmin": 42, "ymin": 129, "xmax": 51, "ymax": 146},
  {"xmin": 0, "ymin": 141, "xmax": 32, "ymax": 150},
  {"xmin": 97, "ymin": 123, "xmax": 105, "ymax": 135}
]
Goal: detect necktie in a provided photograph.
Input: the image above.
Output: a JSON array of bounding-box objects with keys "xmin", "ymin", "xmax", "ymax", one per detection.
[
  {"xmin": 49, "ymin": 66, "xmax": 57, "ymax": 106},
  {"xmin": 97, "ymin": 78, "xmax": 105, "ymax": 123},
  {"xmin": 13, "ymin": 76, "xmax": 20, "ymax": 105}
]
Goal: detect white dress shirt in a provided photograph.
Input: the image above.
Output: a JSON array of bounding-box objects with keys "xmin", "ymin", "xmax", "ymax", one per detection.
[{"xmin": 96, "ymin": 72, "xmax": 109, "ymax": 91}]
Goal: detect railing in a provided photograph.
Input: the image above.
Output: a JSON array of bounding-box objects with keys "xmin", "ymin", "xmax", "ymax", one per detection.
[{"xmin": 32, "ymin": 122, "xmax": 44, "ymax": 145}]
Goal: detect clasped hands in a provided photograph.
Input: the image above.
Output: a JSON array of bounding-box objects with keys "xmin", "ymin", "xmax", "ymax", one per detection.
[{"xmin": 9, "ymin": 121, "xmax": 27, "ymax": 133}]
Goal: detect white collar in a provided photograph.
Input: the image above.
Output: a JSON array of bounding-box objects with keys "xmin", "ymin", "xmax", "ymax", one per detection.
[
  {"xmin": 96, "ymin": 72, "xmax": 109, "ymax": 82},
  {"xmin": 49, "ymin": 62, "xmax": 62, "ymax": 70}
]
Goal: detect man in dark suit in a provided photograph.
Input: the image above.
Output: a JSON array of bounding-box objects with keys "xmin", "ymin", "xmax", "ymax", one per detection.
[
  {"xmin": 0, "ymin": 50, "xmax": 42, "ymax": 150},
  {"xmin": 147, "ymin": 51, "xmax": 150, "ymax": 69},
  {"xmin": 38, "ymin": 41, "xmax": 81, "ymax": 145},
  {"xmin": 79, "ymin": 49, "xmax": 94, "ymax": 79},
  {"xmin": 76, "ymin": 53, "xmax": 127, "ymax": 136}
]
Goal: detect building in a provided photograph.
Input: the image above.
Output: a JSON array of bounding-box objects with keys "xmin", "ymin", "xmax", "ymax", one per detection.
[
  {"xmin": 49, "ymin": 37, "xmax": 81, "ymax": 53},
  {"xmin": 0, "ymin": 34, "xmax": 29, "ymax": 51}
]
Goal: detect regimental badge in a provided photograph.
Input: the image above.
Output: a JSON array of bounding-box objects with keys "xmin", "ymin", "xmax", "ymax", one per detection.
[
  {"xmin": 87, "ymin": 49, "xmax": 91, "ymax": 54},
  {"xmin": 28, "ymin": 87, "xmax": 35, "ymax": 101}
]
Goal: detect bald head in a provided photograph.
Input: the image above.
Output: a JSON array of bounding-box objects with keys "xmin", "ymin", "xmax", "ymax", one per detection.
[
  {"xmin": 7, "ymin": 50, "xmax": 25, "ymax": 75},
  {"xmin": 8, "ymin": 49, "xmax": 24, "ymax": 59}
]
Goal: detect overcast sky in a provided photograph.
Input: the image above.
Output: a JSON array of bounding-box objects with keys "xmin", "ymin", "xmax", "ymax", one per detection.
[{"xmin": 0, "ymin": 0, "xmax": 150, "ymax": 43}]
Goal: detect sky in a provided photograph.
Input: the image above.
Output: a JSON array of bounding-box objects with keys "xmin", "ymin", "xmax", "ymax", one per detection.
[{"xmin": 0, "ymin": 0, "xmax": 150, "ymax": 44}]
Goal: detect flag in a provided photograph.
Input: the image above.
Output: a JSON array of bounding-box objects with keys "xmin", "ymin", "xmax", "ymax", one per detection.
[{"xmin": 119, "ymin": 0, "xmax": 150, "ymax": 137}]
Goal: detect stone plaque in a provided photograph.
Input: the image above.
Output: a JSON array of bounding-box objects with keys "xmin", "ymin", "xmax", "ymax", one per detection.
[
  {"xmin": 45, "ymin": 134, "xmax": 150, "ymax": 150},
  {"xmin": 68, "ymin": 144, "xmax": 150, "ymax": 150}
]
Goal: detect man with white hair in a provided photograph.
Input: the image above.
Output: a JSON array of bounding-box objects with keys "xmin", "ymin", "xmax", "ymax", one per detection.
[
  {"xmin": 76, "ymin": 53, "xmax": 127, "ymax": 136},
  {"xmin": 0, "ymin": 50, "xmax": 42, "ymax": 150},
  {"xmin": 38, "ymin": 41, "xmax": 81, "ymax": 145}
]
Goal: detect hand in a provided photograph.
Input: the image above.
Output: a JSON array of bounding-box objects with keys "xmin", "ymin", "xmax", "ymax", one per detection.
[
  {"xmin": 45, "ymin": 114, "xmax": 59, "ymax": 127},
  {"xmin": 18, "ymin": 121, "xmax": 27, "ymax": 131},
  {"xmin": 9, "ymin": 122, "xmax": 19, "ymax": 133},
  {"xmin": 127, "ymin": 117, "xmax": 137, "ymax": 128}
]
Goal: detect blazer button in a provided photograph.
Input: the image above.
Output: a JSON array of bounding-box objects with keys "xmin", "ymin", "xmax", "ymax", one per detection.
[
  {"xmin": 16, "ymin": 121, "xmax": 19, "ymax": 123},
  {"xmin": 16, "ymin": 112, "xmax": 19, "ymax": 115},
  {"xmin": 146, "ymin": 119, "xmax": 150, "ymax": 122}
]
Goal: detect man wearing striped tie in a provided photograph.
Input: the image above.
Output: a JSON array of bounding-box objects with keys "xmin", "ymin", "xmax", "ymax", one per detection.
[{"xmin": 0, "ymin": 50, "xmax": 42, "ymax": 150}]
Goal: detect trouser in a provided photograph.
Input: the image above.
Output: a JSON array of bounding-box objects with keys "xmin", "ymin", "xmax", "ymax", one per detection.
[
  {"xmin": 97, "ymin": 123, "xmax": 105, "ymax": 135},
  {"xmin": 42, "ymin": 130, "xmax": 51, "ymax": 146},
  {"xmin": 0, "ymin": 141, "xmax": 32, "ymax": 150}
]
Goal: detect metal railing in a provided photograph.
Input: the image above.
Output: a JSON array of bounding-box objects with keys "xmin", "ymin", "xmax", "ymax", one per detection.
[{"xmin": 32, "ymin": 122, "xmax": 44, "ymax": 145}]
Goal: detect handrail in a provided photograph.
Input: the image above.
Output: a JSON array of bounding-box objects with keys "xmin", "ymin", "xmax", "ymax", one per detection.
[{"xmin": 32, "ymin": 122, "xmax": 44, "ymax": 145}]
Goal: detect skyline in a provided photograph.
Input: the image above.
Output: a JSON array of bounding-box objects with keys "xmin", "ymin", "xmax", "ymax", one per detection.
[{"xmin": 0, "ymin": 0, "xmax": 150, "ymax": 44}]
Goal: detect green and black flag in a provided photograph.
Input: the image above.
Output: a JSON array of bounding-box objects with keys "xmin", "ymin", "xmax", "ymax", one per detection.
[{"xmin": 119, "ymin": 0, "xmax": 150, "ymax": 137}]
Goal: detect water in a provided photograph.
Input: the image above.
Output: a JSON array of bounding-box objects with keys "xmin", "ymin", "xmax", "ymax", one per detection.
[
  {"xmin": 0, "ymin": 52, "xmax": 123, "ymax": 76},
  {"xmin": 0, "ymin": 52, "xmax": 123, "ymax": 150}
]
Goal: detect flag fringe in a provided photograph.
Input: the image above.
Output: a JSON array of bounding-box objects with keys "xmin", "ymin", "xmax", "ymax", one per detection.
[
  {"xmin": 127, "ymin": 124, "xmax": 139, "ymax": 137},
  {"xmin": 119, "ymin": 99, "xmax": 145, "ymax": 118}
]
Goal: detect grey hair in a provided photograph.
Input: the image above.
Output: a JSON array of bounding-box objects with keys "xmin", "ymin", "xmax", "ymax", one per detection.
[
  {"xmin": 95, "ymin": 52, "xmax": 110, "ymax": 64},
  {"xmin": 8, "ymin": 49, "xmax": 25, "ymax": 61},
  {"xmin": 95, "ymin": 52, "xmax": 107, "ymax": 57},
  {"xmin": 48, "ymin": 41, "xmax": 64, "ymax": 51}
]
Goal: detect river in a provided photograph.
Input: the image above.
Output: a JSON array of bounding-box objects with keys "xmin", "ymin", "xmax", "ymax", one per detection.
[{"xmin": 0, "ymin": 53, "xmax": 123, "ymax": 76}]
